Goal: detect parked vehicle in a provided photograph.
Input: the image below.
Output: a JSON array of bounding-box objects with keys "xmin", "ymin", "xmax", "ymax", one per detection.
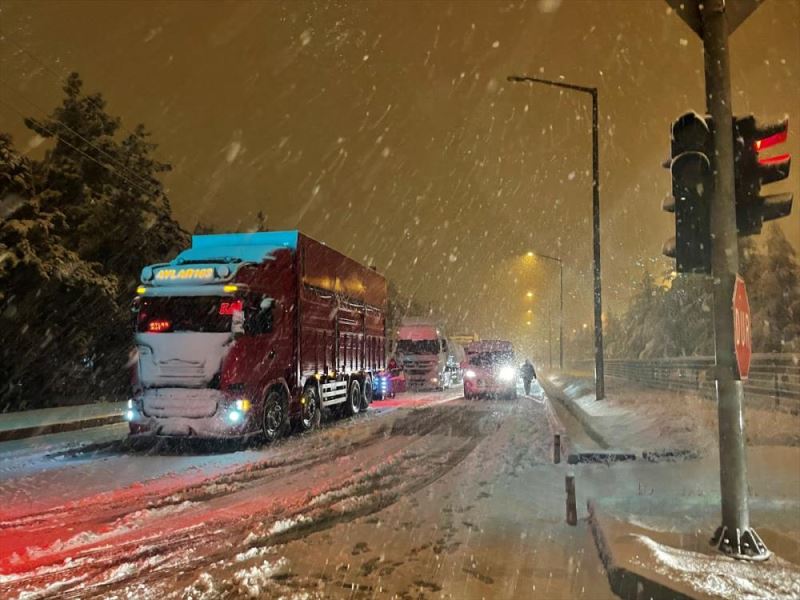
[
  {"xmin": 462, "ymin": 340, "xmax": 518, "ymax": 400},
  {"xmin": 372, "ymin": 366, "xmax": 403, "ymax": 399},
  {"xmin": 128, "ymin": 230, "xmax": 387, "ymax": 441},
  {"xmin": 394, "ymin": 319, "xmax": 459, "ymax": 390}
]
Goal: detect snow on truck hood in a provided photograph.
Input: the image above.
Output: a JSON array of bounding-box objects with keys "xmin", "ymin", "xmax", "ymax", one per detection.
[{"xmin": 136, "ymin": 331, "xmax": 231, "ymax": 388}]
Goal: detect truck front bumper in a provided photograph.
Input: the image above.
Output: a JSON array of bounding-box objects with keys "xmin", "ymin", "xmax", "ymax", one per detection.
[{"xmin": 127, "ymin": 388, "xmax": 259, "ymax": 439}]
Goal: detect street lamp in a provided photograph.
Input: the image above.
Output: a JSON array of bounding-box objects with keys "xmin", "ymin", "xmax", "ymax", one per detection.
[
  {"xmin": 508, "ymin": 74, "xmax": 605, "ymax": 400},
  {"xmin": 524, "ymin": 251, "xmax": 564, "ymax": 371}
]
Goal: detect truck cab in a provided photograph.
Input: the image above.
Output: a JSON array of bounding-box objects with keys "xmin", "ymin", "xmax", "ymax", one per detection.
[
  {"xmin": 463, "ymin": 340, "xmax": 518, "ymax": 400},
  {"xmin": 394, "ymin": 319, "xmax": 458, "ymax": 390}
]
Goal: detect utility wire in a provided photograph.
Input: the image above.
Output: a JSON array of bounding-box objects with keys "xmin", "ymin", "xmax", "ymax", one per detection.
[
  {"xmin": 0, "ymin": 79, "xmax": 159, "ymax": 192},
  {"xmin": 0, "ymin": 31, "xmax": 160, "ymax": 155},
  {"xmin": 0, "ymin": 98, "xmax": 162, "ymax": 200},
  {"xmin": 0, "ymin": 30, "xmax": 194, "ymax": 193}
]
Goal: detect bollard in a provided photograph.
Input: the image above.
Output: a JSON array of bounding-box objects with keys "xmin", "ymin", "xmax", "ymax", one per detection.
[
  {"xmin": 565, "ymin": 473, "xmax": 577, "ymax": 526},
  {"xmin": 553, "ymin": 433, "xmax": 561, "ymax": 464}
]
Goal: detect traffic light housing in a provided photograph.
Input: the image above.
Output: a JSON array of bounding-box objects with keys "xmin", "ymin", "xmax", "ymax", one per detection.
[
  {"xmin": 733, "ymin": 116, "xmax": 793, "ymax": 236},
  {"xmin": 663, "ymin": 112, "xmax": 713, "ymax": 273}
]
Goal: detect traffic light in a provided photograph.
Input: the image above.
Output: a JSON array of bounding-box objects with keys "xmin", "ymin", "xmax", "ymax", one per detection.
[
  {"xmin": 733, "ymin": 116, "xmax": 793, "ymax": 236},
  {"xmin": 663, "ymin": 112, "xmax": 713, "ymax": 273}
]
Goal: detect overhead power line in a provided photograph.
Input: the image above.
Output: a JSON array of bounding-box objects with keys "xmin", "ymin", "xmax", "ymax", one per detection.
[
  {"xmin": 0, "ymin": 97, "xmax": 162, "ymax": 201},
  {"xmin": 0, "ymin": 79, "xmax": 159, "ymax": 192},
  {"xmin": 0, "ymin": 30, "xmax": 196, "ymax": 192},
  {"xmin": 0, "ymin": 31, "xmax": 160, "ymax": 154}
]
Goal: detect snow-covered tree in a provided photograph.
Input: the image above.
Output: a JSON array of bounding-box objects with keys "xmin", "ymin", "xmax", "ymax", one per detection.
[
  {"xmin": 743, "ymin": 225, "xmax": 800, "ymax": 353},
  {"xmin": 0, "ymin": 74, "xmax": 187, "ymax": 411}
]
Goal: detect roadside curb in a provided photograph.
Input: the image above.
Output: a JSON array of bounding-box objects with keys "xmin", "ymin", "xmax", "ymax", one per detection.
[
  {"xmin": 0, "ymin": 414, "xmax": 124, "ymax": 443},
  {"xmin": 587, "ymin": 499, "xmax": 696, "ymax": 600},
  {"xmin": 540, "ymin": 377, "xmax": 610, "ymax": 449},
  {"xmin": 542, "ymin": 392, "xmax": 571, "ymax": 459}
]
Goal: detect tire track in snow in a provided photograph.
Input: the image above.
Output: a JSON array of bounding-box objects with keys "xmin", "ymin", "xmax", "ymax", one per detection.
[{"xmin": 2, "ymin": 403, "xmax": 487, "ymax": 599}]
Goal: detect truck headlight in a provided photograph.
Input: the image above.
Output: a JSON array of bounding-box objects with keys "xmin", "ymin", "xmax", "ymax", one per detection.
[
  {"xmin": 125, "ymin": 398, "xmax": 139, "ymax": 421},
  {"xmin": 226, "ymin": 399, "xmax": 251, "ymax": 424},
  {"xmin": 465, "ymin": 370, "xmax": 477, "ymax": 379},
  {"xmin": 498, "ymin": 366, "xmax": 515, "ymax": 382}
]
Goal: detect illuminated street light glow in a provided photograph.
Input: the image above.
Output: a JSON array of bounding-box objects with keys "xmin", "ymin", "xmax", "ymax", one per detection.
[{"xmin": 526, "ymin": 291, "xmax": 533, "ymax": 298}]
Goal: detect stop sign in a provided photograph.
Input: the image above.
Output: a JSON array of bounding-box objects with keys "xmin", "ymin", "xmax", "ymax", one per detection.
[{"xmin": 732, "ymin": 275, "xmax": 752, "ymax": 380}]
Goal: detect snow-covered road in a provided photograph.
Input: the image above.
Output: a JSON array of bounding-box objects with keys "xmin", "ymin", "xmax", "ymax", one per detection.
[{"xmin": 0, "ymin": 387, "xmax": 615, "ymax": 599}]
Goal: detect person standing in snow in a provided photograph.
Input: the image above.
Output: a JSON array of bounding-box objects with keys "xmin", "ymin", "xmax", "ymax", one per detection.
[{"xmin": 521, "ymin": 359, "xmax": 536, "ymax": 395}]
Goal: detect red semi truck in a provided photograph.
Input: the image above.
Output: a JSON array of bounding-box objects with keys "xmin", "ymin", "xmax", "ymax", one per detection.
[{"xmin": 128, "ymin": 230, "xmax": 387, "ymax": 441}]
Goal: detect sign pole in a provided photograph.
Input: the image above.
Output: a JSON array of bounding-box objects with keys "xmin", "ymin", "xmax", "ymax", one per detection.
[{"xmin": 701, "ymin": 0, "xmax": 768, "ymax": 560}]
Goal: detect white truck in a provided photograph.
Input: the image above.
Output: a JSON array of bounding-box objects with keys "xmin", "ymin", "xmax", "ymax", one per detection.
[{"xmin": 393, "ymin": 319, "xmax": 461, "ymax": 390}]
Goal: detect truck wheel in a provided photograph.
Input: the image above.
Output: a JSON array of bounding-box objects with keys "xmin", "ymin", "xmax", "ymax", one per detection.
[
  {"xmin": 345, "ymin": 380, "xmax": 361, "ymax": 417},
  {"xmin": 298, "ymin": 385, "xmax": 320, "ymax": 432},
  {"xmin": 361, "ymin": 376, "xmax": 372, "ymax": 412},
  {"xmin": 262, "ymin": 389, "xmax": 288, "ymax": 443}
]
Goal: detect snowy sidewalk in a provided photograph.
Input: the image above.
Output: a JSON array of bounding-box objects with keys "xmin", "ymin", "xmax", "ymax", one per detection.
[
  {"xmin": 0, "ymin": 401, "xmax": 126, "ymax": 442},
  {"xmin": 588, "ymin": 500, "xmax": 800, "ymax": 600},
  {"xmin": 546, "ymin": 374, "xmax": 800, "ymax": 599}
]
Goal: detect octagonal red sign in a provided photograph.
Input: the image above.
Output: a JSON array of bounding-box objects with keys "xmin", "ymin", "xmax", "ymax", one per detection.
[{"xmin": 732, "ymin": 274, "xmax": 752, "ymax": 380}]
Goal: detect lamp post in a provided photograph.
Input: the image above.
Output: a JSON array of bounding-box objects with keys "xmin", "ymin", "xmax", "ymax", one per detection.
[
  {"xmin": 525, "ymin": 251, "xmax": 564, "ymax": 371},
  {"xmin": 509, "ymin": 75, "xmax": 605, "ymax": 399}
]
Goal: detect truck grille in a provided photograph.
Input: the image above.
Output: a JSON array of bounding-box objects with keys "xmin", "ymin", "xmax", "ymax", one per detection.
[
  {"xmin": 157, "ymin": 360, "xmax": 206, "ymax": 381},
  {"xmin": 142, "ymin": 388, "xmax": 220, "ymax": 418}
]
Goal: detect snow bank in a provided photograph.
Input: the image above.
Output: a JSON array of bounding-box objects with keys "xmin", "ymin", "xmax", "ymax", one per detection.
[
  {"xmin": 14, "ymin": 575, "xmax": 88, "ymax": 600},
  {"xmin": 181, "ymin": 572, "xmax": 217, "ymax": 600},
  {"xmin": 232, "ymin": 557, "xmax": 288, "ymax": 597},
  {"xmin": 268, "ymin": 515, "xmax": 311, "ymax": 536}
]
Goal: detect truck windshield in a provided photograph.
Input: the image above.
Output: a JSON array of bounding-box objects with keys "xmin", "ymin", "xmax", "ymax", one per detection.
[
  {"xmin": 136, "ymin": 296, "xmax": 235, "ymax": 333},
  {"xmin": 469, "ymin": 351, "xmax": 514, "ymax": 367},
  {"xmin": 396, "ymin": 339, "xmax": 440, "ymax": 354}
]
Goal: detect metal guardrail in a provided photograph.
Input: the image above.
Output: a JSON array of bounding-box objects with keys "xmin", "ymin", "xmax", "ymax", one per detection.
[{"xmin": 566, "ymin": 354, "xmax": 799, "ymax": 411}]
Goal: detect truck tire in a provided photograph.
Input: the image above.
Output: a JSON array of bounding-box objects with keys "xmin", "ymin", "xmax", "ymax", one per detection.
[
  {"xmin": 297, "ymin": 385, "xmax": 320, "ymax": 432},
  {"xmin": 262, "ymin": 388, "xmax": 288, "ymax": 443},
  {"xmin": 361, "ymin": 376, "xmax": 372, "ymax": 412},
  {"xmin": 345, "ymin": 380, "xmax": 361, "ymax": 417}
]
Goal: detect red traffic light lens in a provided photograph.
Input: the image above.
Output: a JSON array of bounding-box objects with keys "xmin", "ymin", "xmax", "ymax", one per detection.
[
  {"xmin": 758, "ymin": 153, "xmax": 790, "ymax": 166},
  {"xmin": 754, "ymin": 129, "xmax": 787, "ymax": 152}
]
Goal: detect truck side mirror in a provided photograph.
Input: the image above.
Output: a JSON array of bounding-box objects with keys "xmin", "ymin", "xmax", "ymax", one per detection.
[{"xmin": 244, "ymin": 296, "xmax": 275, "ymax": 335}]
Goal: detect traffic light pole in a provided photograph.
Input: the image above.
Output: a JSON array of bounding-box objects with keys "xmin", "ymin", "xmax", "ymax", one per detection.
[{"xmin": 701, "ymin": 0, "xmax": 768, "ymax": 560}]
